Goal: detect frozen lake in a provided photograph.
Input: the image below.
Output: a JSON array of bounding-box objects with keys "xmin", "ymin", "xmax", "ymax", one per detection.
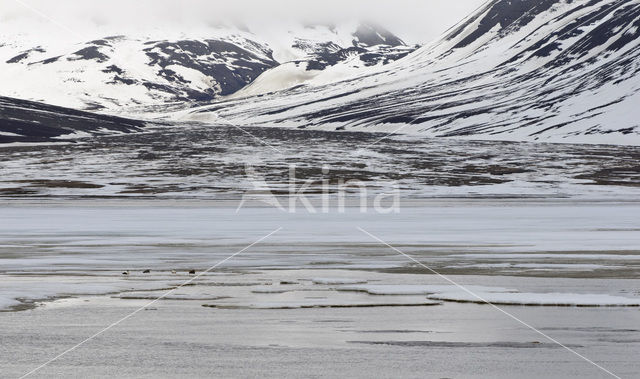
[
  {"xmin": 0, "ymin": 201, "xmax": 639, "ymax": 378},
  {"xmin": 2, "ymin": 201, "xmax": 640, "ymax": 278}
]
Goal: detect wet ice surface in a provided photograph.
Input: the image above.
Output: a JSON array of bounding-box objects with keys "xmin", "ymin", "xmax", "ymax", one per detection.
[
  {"xmin": 2, "ymin": 288, "xmax": 640, "ymax": 378},
  {"xmin": 1, "ymin": 202, "xmax": 640, "ymax": 310},
  {"xmin": 0, "ymin": 200, "xmax": 640, "ymax": 308},
  {"xmin": 0, "ymin": 124, "xmax": 640, "ymax": 198},
  {"xmin": 2, "ymin": 268, "xmax": 640, "ymax": 377}
]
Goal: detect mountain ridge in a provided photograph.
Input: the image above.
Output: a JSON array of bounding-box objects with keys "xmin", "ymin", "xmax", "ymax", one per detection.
[
  {"xmin": 187, "ymin": 0, "xmax": 640, "ymax": 145},
  {"xmin": 0, "ymin": 22, "xmax": 414, "ymax": 113}
]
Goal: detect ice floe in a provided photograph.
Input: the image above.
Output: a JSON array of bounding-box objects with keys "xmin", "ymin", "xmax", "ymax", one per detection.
[
  {"xmin": 118, "ymin": 293, "xmax": 230, "ymax": 301},
  {"xmin": 427, "ymin": 292, "xmax": 640, "ymax": 307},
  {"xmin": 203, "ymin": 299, "xmax": 441, "ymax": 309},
  {"xmin": 251, "ymin": 287, "xmax": 292, "ymax": 294},
  {"xmin": 448, "ymin": 254, "xmax": 640, "ymax": 261},
  {"xmin": 336, "ymin": 284, "xmax": 516, "ymax": 295},
  {"xmin": 444, "ymin": 263, "xmax": 621, "ymax": 271},
  {"xmin": 312, "ymin": 278, "xmax": 368, "ymax": 285}
]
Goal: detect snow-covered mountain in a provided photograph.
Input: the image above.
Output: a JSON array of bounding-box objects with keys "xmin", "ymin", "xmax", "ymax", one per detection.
[
  {"xmin": 227, "ymin": 22, "xmax": 415, "ymax": 99},
  {"xmin": 0, "ymin": 22, "xmax": 415, "ymax": 113},
  {"xmin": 0, "ymin": 31, "xmax": 276, "ymax": 111},
  {"xmin": 188, "ymin": 0, "xmax": 640, "ymax": 145}
]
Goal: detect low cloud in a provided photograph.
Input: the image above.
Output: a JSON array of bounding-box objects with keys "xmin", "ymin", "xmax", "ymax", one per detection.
[{"xmin": 0, "ymin": 0, "xmax": 486, "ymax": 43}]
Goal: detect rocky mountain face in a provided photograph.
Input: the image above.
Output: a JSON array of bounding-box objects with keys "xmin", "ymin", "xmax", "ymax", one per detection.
[
  {"xmin": 0, "ymin": 23, "xmax": 415, "ymax": 113},
  {"xmin": 294, "ymin": 23, "xmax": 413, "ymax": 70},
  {"xmin": 0, "ymin": 32, "xmax": 278, "ymax": 111}
]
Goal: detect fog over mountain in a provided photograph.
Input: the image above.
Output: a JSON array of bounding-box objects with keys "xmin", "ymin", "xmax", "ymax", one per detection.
[{"xmin": 0, "ymin": 0, "xmax": 485, "ymax": 44}]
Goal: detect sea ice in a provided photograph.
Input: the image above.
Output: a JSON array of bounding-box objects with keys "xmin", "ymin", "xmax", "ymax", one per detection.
[{"xmin": 427, "ymin": 292, "xmax": 640, "ymax": 307}]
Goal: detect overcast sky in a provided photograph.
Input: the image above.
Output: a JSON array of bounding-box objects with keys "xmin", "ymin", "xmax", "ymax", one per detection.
[{"xmin": 0, "ymin": 0, "xmax": 486, "ymax": 44}]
